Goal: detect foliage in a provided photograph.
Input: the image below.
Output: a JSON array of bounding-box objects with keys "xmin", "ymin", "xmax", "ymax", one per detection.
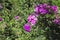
[{"xmin": 0, "ymin": 0, "xmax": 60, "ymax": 40}]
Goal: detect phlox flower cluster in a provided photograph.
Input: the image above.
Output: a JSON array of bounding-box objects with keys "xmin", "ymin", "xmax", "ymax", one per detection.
[{"xmin": 23, "ymin": 3, "xmax": 59, "ymax": 32}]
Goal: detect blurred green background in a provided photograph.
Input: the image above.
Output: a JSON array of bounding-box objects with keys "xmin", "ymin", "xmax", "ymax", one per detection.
[{"xmin": 0, "ymin": 0, "xmax": 60, "ymax": 40}]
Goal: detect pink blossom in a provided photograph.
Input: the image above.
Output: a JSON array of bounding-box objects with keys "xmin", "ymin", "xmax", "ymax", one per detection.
[
  {"xmin": 53, "ymin": 19, "xmax": 59, "ymax": 24},
  {"xmin": 23, "ymin": 23, "xmax": 30, "ymax": 32},
  {"xmin": 27, "ymin": 15, "xmax": 37, "ymax": 25},
  {"xmin": 14, "ymin": 16, "xmax": 19, "ymax": 19},
  {"xmin": 34, "ymin": 6, "xmax": 40, "ymax": 13},
  {"xmin": 0, "ymin": 18, "xmax": 2, "ymax": 21},
  {"xmin": 51, "ymin": 6, "xmax": 58, "ymax": 13},
  {"xmin": 39, "ymin": 8, "xmax": 47, "ymax": 14}
]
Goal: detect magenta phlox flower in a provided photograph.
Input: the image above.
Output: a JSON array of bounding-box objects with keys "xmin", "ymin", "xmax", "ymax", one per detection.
[
  {"xmin": 0, "ymin": 18, "xmax": 2, "ymax": 21},
  {"xmin": 53, "ymin": 19, "xmax": 60, "ymax": 24},
  {"xmin": 23, "ymin": 23, "xmax": 30, "ymax": 32},
  {"xmin": 27, "ymin": 15, "xmax": 37, "ymax": 25},
  {"xmin": 51, "ymin": 6, "xmax": 58, "ymax": 13},
  {"xmin": 14, "ymin": 16, "xmax": 19, "ymax": 19}
]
